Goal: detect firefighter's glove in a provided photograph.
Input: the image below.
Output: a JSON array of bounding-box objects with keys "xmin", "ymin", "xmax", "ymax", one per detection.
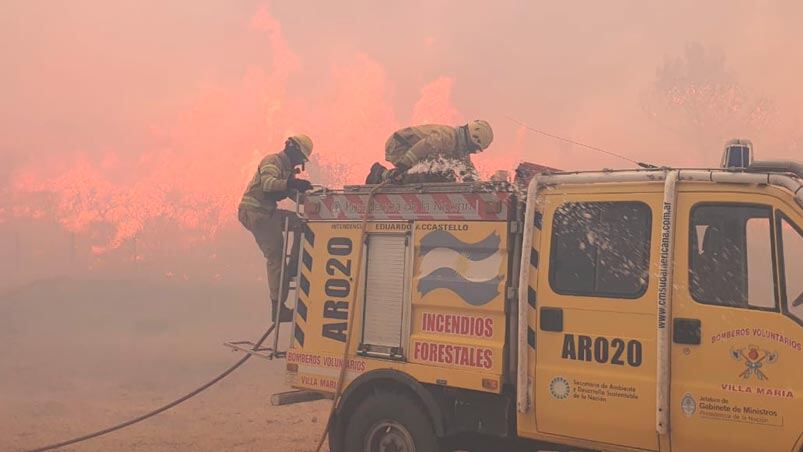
[
  {"xmin": 387, "ymin": 165, "xmax": 409, "ymax": 183},
  {"xmin": 287, "ymin": 178, "xmax": 313, "ymax": 192}
]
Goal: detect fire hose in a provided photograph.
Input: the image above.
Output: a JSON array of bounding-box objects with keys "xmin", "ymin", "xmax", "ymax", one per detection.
[
  {"xmin": 26, "ymin": 180, "xmax": 390, "ymax": 452},
  {"xmin": 25, "ymin": 324, "xmax": 276, "ymax": 452},
  {"xmin": 314, "ymin": 179, "xmax": 390, "ymax": 452},
  {"xmin": 26, "ymin": 180, "xmax": 391, "ymax": 452}
]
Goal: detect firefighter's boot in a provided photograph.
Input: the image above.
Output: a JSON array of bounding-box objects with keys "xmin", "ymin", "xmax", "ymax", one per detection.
[
  {"xmin": 271, "ymin": 299, "xmax": 294, "ymax": 323},
  {"xmin": 365, "ymin": 162, "xmax": 388, "ymax": 184}
]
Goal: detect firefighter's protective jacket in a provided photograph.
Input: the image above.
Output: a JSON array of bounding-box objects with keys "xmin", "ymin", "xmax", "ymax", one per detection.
[
  {"xmin": 386, "ymin": 124, "xmax": 474, "ymax": 169},
  {"xmin": 240, "ymin": 151, "xmax": 295, "ymax": 211}
]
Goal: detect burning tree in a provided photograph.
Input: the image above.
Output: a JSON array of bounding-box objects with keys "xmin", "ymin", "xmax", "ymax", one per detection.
[{"xmin": 641, "ymin": 43, "xmax": 775, "ymax": 154}]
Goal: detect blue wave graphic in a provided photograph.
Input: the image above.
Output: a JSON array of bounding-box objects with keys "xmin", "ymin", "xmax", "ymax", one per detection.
[
  {"xmin": 419, "ymin": 230, "xmax": 500, "ymax": 261},
  {"xmin": 417, "ymin": 267, "xmax": 502, "ymax": 306}
]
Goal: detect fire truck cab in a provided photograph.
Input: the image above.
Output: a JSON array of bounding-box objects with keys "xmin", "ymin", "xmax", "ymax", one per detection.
[{"xmin": 281, "ymin": 160, "xmax": 803, "ymax": 452}]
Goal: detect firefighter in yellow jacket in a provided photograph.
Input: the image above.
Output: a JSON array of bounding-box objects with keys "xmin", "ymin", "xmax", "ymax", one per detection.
[
  {"xmin": 365, "ymin": 120, "xmax": 494, "ymax": 184},
  {"xmin": 239, "ymin": 135, "xmax": 314, "ymax": 322}
]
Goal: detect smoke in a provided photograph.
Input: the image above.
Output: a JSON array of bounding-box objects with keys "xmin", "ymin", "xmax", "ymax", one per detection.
[
  {"xmin": 1, "ymin": 1, "xmax": 802, "ymax": 288},
  {"xmin": 1, "ymin": 5, "xmax": 467, "ymax": 258},
  {"xmin": 640, "ymin": 43, "xmax": 777, "ymax": 158}
]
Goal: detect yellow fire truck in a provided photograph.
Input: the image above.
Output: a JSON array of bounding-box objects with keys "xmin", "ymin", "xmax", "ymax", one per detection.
[{"xmin": 254, "ymin": 151, "xmax": 803, "ymax": 451}]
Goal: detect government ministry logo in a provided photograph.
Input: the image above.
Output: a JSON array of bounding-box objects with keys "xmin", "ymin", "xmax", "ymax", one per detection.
[
  {"xmin": 549, "ymin": 376, "xmax": 571, "ymax": 400},
  {"xmin": 680, "ymin": 393, "xmax": 696, "ymax": 417}
]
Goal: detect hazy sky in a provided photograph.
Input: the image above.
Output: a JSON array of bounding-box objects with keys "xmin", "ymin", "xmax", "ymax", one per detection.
[
  {"xmin": 3, "ymin": 1, "xmax": 801, "ymax": 168},
  {"xmin": 1, "ymin": 1, "xmax": 802, "ymax": 281}
]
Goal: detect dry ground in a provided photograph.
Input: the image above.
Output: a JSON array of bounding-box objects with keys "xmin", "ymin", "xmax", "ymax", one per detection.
[{"xmin": 0, "ymin": 278, "xmax": 330, "ymax": 452}]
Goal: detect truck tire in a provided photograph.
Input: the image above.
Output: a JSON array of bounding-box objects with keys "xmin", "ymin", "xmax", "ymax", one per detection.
[{"xmin": 343, "ymin": 390, "xmax": 441, "ymax": 452}]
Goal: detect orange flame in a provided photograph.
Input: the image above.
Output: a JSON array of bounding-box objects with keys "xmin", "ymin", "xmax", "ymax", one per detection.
[{"xmin": 4, "ymin": 4, "xmax": 475, "ymax": 258}]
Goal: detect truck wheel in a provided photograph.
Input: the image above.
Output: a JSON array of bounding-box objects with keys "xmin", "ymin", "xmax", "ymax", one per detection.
[{"xmin": 343, "ymin": 390, "xmax": 440, "ymax": 452}]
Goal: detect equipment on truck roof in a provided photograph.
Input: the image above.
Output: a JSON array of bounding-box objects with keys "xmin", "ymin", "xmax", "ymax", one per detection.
[{"xmin": 721, "ymin": 138, "xmax": 753, "ymax": 169}]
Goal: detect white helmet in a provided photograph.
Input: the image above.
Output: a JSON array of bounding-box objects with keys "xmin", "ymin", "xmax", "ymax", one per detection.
[
  {"xmin": 289, "ymin": 134, "xmax": 313, "ymax": 160},
  {"xmin": 467, "ymin": 120, "xmax": 493, "ymax": 150}
]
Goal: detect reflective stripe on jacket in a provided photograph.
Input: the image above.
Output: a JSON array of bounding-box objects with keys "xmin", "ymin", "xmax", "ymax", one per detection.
[{"xmin": 239, "ymin": 151, "xmax": 294, "ymax": 211}]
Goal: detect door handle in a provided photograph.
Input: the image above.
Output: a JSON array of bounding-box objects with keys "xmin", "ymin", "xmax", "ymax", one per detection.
[
  {"xmin": 673, "ymin": 318, "xmax": 701, "ymax": 345},
  {"xmin": 540, "ymin": 307, "xmax": 563, "ymax": 332}
]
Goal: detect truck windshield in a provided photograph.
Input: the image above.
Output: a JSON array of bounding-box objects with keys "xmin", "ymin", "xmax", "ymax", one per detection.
[{"xmin": 780, "ymin": 215, "xmax": 803, "ymax": 323}]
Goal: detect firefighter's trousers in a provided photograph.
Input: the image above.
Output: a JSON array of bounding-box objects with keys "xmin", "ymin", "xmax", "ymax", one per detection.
[{"xmin": 239, "ymin": 206, "xmax": 300, "ymax": 305}]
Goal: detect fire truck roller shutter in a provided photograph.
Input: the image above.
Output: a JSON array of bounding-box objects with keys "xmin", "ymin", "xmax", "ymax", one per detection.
[{"xmin": 362, "ymin": 234, "xmax": 409, "ymax": 353}]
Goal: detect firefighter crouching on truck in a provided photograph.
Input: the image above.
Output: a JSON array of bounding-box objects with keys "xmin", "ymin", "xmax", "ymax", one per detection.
[
  {"xmin": 365, "ymin": 120, "xmax": 494, "ymax": 184},
  {"xmin": 239, "ymin": 135, "xmax": 314, "ymax": 322}
]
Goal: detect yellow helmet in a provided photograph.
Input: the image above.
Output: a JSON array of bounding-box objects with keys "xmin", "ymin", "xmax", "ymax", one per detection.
[
  {"xmin": 289, "ymin": 134, "xmax": 313, "ymax": 159},
  {"xmin": 467, "ymin": 120, "xmax": 493, "ymax": 150}
]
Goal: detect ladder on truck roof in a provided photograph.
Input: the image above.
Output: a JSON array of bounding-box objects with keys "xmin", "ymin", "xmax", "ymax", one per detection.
[
  {"xmin": 223, "ymin": 198, "xmax": 329, "ymax": 407},
  {"xmin": 224, "ymin": 199, "xmax": 306, "ymax": 360}
]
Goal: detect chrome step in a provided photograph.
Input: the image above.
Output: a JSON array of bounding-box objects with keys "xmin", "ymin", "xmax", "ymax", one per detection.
[{"xmin": 223, "ymin": 340, "xmax": 285, "ymax": 359}]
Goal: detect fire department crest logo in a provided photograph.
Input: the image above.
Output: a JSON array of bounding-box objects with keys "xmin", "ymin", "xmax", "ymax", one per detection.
[{"xmin": 730, "ymin": 345, "xmax": 778, "ymax": 380}]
